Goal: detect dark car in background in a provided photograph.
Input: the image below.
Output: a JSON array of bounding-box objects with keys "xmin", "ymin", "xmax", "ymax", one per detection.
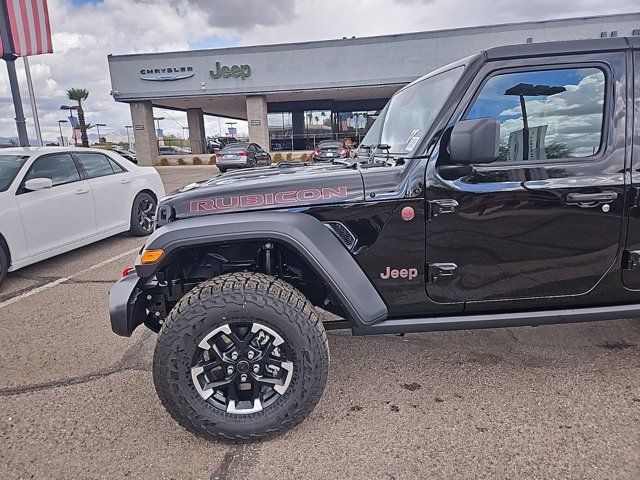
[
  {"xmin": 311, "ymin": 140, "xmax": 350, "ymax": 162},
  {"xmin": 214, "ymin": 142, "xmax": 271, "ymax": 173},
  {"xmin": 207, "ymin": 136, "xmax": 238, "ymax": 153},
  {"xmin": 159, "ymin": 145, "xmax": 191, "ymax": 156},
  {"xmin": 112, "ymin": 147, "xmax": 138, "ymax": 164}
]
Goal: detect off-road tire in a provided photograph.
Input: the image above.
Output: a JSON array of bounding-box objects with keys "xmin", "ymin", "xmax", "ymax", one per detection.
[
  {"xmin": 152, "ymin": 272, "xmax": 330, "ymax": 443},
  {"xmin": 129, "ymin": 192, "xmax": 156, "ymax": 236}
]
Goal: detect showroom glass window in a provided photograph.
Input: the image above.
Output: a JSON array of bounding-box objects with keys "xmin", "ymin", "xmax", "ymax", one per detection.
[
  {"xmin": 466, "ymin": 67, "xmax": 605, "ymax": 162},
  {"xmin": 267, "ymin": 112, "xmax": 292, "ymax": 150},
  {"xmin": 75, "ymin": 152, "xmax": 122, "ymax": 178},
  {"xmin": 337, "ymin": 111, "xmax": 379, "ymax": 137},
  {"xmin": 24, "ymin": 153, "xmax": 80, "ymax": 186}
]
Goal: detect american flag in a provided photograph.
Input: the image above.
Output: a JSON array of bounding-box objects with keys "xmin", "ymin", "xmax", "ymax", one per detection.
[{"xmin": 0, "ymin": 0, "xmax": 53, "ymax": 57}]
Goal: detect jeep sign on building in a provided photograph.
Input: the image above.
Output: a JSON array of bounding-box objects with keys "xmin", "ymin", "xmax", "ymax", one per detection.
[{"xmin": 107, "ymin": 12, "xmax": 640, "ymax": 165}]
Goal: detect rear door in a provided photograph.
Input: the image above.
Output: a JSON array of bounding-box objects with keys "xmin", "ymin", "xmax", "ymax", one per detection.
[
  {"xmin": 425, "ymin": 53, "xmax": 627, "ymax": 307},
  {"xmin": 74, "ymin": 151, "xmax": 132, "ymax": 233},
  {"xmin": 16, "ymin": 152, "xmax": 96, "ymax": 257}
]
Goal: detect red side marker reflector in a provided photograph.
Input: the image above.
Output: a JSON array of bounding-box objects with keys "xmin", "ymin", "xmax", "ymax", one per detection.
[
  {"xmin": 401, "ymin": 206, "xmax": 415, "ymax": 221},
  {"xmin": 122, "ymin": 266, "xmax": 135, "ymax": 277}
]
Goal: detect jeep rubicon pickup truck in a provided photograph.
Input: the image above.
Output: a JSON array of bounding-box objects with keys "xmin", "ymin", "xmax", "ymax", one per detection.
[{"xmin": 109, "ymin": 37, "xmax": 640, "ymax": 442}]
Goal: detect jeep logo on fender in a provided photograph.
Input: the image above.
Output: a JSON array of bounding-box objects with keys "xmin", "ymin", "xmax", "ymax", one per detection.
[
  {"xmin": 380, "ymin": 267, "xmax": 418, "ymax": 280},
  {"xmin": 210, "ymin": 62, "xmax": 251, "ymax": 80},
  {"xmin": 189, "ymin": 186, "xmax": 348, "ymax": 212}
]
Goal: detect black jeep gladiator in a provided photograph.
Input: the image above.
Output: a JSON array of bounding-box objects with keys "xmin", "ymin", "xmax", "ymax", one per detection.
[{"xmin": 109, "ymin": 37, "xmax": 640, "ymax": 442}]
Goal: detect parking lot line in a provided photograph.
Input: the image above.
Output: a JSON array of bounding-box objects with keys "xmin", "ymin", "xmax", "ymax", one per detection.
[{"xmin": 0, "ymin": 247, "xmax": 139, "ymax": 310}]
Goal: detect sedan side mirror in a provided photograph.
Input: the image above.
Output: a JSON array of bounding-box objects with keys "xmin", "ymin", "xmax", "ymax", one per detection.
[
  {"xmin": 24, "ymin": 178, "xmax": 53, "ymax": 191},
  {"xmin": 449, "ymin": 118, "xmax": 500, "ymax": 165}
]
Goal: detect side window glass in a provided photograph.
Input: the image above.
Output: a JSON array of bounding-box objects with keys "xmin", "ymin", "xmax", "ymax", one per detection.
[
  {"xmin": 25, "ymin": 154, "xmax": 80, "ymax": 186},
  {"xmin": 76, "ymin": 153, "xmax": 116, "ymax": 178},
  {"xmin": 107, "ymin": 157, "xmax": 125, "ymax": 173},
  {"xmin": 466, "ymin": 67, "xmax": 605, "ymax": 162}
]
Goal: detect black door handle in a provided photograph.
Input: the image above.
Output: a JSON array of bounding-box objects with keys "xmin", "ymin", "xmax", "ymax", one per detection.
[{"xmin": 566, "ymin": 191, "xmax": 617, "ymax": 205}]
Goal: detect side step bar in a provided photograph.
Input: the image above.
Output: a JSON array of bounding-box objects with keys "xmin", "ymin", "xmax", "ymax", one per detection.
[{"xmin": 351, "ymin": 303, "xmax": 640, "ymax": 336}]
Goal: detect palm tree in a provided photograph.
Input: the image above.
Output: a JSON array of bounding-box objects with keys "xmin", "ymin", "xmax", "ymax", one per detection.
[{"xmin": 67, "ymin": 88, "xmax": 90, "ymax": 147}]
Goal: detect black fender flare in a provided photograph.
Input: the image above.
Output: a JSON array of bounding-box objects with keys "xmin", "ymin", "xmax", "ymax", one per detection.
[{"xmin": 137, "ymin": 212, "xmax": 388, "ymax": 327}]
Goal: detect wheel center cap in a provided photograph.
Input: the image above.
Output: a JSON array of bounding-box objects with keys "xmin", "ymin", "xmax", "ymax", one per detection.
[{"xmin": 237, "ymin": 360, "xmax": 250, "ymax": 374}]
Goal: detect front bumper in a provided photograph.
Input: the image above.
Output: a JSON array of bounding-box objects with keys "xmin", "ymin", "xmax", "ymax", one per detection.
[{"xmin": 108, "ymin": 271, "xmax": 146, "ymax": 336}]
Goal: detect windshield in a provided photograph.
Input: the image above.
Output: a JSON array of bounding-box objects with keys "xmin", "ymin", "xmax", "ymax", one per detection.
[
  {"xmin": 0, "ymin": 155, "xmax": 29, "ymax": 192},
  {"xmin": 361, "ymin": 66, "xmax": 464, "ymax": 154}
]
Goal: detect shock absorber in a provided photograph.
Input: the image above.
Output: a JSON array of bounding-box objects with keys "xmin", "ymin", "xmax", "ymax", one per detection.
[{"xmin": 263, "ymin": 242, "xmax": 273, "ymax": 275}]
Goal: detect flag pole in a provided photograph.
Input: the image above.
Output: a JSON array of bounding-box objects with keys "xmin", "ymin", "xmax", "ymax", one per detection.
[
  {"xmin": 0, "ymin": 0, "xmax": 29, "ymax": 146},
  {"xmin": 23, "ymin": 55, "xmax": 43, "ymax": 146}
]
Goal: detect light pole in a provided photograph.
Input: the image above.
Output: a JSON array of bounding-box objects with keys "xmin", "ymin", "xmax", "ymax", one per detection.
[
  {"xmin": 57, "ymin": 120, "xmax": 68, "ymax": 145},
  {"xmin": 91, "ymin": 123, "xmax": 106, "ymax": 144},
  {"xmin": 226, "ymin": 121, "xmax": 237, "ymax": 138},
  {"xmin": 125, "ymin": 125, "xmax": 133, "ymax": 149},
  {"xmin": 60, "ymin": 105, "xmax": 78, "ymax": 145},
  {"xmin": 153, "ymin": 116, "xmax": 165, "ymax": 131}
]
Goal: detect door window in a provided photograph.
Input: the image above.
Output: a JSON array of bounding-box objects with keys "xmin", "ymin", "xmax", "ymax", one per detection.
[
  {"xmin": 76, "ymin": 152, "xmax": 118, "ymax": 178},
  {"xmin": 24, "ymin": 153, "xmax": 80, "ymax": 186},
  {"xmin": 466, "ymin": 67, "xmax": 605, "ymax": 162}
]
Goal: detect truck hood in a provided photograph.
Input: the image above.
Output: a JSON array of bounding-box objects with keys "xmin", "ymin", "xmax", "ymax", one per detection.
[{"xmin": 156, "ymin": 163, "xmax": 365, "ymax": 225}]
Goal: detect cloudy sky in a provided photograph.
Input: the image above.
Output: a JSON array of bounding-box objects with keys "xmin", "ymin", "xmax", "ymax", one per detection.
[{"xmin": 0, "ymin": 0, "xmax": 636, "ymax": 143}]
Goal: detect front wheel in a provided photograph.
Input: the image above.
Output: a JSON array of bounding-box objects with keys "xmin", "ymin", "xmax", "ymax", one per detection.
[
  {"xmin": 153, "ymin": 272, "xmax": 330, "ymax": 443},
  {"xmin": 129, "ymin": 192, "xmax": 156, "ymax": 236},
  {"xmin": 0, "ymin": 245, "xmax": 7, "ymax": 288}
]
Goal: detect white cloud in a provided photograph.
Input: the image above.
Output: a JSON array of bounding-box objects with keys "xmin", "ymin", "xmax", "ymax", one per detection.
[{"xmin": 0, "ymin": 0, "xmax": 635, "ymax": 143}]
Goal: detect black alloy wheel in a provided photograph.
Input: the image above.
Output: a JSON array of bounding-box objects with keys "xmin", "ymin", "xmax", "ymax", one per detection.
[
  {"xmin": 129, "ymin": 192, "xmax": 156, "ymax": 236},
  {"xmin": 191, "ymin": 321, "xmax": 294, "ymax": 414}
]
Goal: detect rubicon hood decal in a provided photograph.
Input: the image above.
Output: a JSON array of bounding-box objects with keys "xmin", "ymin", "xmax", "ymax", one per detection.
[
  {"xmin": 190, "ymin": 187, "xmax": 349, "ymax": 212},
  {"xmin": 159, "ymin": 164, "xmax": 366, "ymax": 220}
]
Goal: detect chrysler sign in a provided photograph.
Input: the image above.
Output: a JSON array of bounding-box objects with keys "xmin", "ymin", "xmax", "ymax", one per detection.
[{"xmin": 140, "ymin": 66, "xmax": 194, "ymax": 81}]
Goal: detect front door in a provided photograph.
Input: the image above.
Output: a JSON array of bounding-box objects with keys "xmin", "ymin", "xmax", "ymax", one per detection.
[
  {"xmin": 425, "ymin": 58, "xmax": 627, "ymax": 305},
  {"xmin": 16, "ymin": 153, "xmax": 96, "ymax": 257}
]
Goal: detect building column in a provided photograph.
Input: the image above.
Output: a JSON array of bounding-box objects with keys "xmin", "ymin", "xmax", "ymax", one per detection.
[
  {"xmin": 246, "ymin": 95, "xmax": 269, "ymax": 150},
  {"xmin": 186, "ymin": 108, "xmax": 206, "ymax": 154},
  {"xmin": 129, "ymin": 101, "xmax": 158, "ymax": 166}
]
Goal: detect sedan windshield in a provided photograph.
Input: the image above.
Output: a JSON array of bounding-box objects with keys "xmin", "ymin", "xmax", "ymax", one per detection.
[
  {"xmin": 361, "ymin": 66, "xmax": 464, "ymax": 154},
  {"xmin": 0, "ymin": 155, "xmax": 29, "ymax": 192}
]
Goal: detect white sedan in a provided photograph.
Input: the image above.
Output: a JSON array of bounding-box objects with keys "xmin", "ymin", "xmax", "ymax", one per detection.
[{"xmin": 0, "ymin": 147, "xmax": 165, "ymax": 287}]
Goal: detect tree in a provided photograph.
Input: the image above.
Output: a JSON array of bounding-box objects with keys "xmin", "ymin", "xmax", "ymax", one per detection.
[{"xmin": 66, "ymin": 88, "xmax": 90, "ymax": 147}]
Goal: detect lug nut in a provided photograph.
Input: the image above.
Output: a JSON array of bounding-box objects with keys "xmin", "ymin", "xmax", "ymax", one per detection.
[
  {"xmin": 240, "ymin": 374, "xmax": 248, "ymax": 382},
  {"xmin": 231, "ymin": 351, "xmax": 239, "ymax": 361},
  {"xmin": 252, "ymin": 364, "xmax": 260, "ymax": 373},
  {"xmin": 247, "ymin": 351, "xmax": 255, "ymax": 360},
  {"xmin": 227, "ymin": 366, "xmax": 234, "ymax": 375}
]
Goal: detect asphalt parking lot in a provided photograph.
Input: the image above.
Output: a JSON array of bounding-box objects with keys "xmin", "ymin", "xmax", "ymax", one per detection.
[{"xmin": 1, "ymin": 165, "xmax": 639, "ymax": 480}]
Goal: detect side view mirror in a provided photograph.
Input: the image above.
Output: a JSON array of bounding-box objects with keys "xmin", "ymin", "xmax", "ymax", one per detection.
[
  {"xmin": 24, "ymin": 178, "xmax": 53, "ymax": 191},
  {"xmin": 449, "ymin": 118, "xmax": 500, "ymax": 164}
]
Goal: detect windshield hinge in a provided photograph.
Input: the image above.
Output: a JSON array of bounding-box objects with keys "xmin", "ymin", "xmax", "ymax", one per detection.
[
  {"xmin": 427, "ymin": 263, "xmax": 458, "ymax": 283},
  {"xmin": 427, "ymin": 199, "xmax": 458, "ymax": 221}
]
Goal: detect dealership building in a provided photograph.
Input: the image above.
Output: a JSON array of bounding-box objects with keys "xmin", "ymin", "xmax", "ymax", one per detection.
[{"xmin": 107, "ymin": 12, "xmax": 640, "ymax": 165}]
